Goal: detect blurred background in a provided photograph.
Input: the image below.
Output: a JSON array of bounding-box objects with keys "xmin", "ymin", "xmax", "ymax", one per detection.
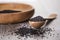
[
  {"xmin": 0, "ymin": 0, "xmax": 60, "ymax": 40},
  {"xmin": 0, "ymin": 0, "xmax": 60, "ymax": 17}
]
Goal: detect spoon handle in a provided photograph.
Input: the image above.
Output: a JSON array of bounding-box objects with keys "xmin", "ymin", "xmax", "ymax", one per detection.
[{"xmin": 44, "ymin": 13, "xmax": 57, "ymax": 20}]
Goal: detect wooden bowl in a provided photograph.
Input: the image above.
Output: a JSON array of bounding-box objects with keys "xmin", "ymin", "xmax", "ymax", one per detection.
[{"xmin": 0, "ymin": 3, "xmax": 34, "ymax": 24}]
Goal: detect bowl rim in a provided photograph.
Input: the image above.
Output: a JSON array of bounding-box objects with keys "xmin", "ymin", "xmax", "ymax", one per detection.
[
  {"xmin": 0, "ymin": 3, "xmax": 34, "ymax": 14},
  {"xmin": 29, "ymin": 20, "xmax": 45, "ymax": 23}
]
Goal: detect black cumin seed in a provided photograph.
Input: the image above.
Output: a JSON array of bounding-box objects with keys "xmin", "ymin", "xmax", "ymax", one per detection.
[
  {"xmin": 0, "ymin": 10, "xmax": 21, "ymax": 13},
  {"xmin": 15, "ymin": 27, "xmax": 52, "ymax": 37},
  {"xmin": 30, "ymin": 16, "xmax": 45, "ymax": 21}
]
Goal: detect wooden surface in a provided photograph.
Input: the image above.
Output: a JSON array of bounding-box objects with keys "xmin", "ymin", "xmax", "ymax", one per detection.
[{"xmin": 0, "ymin": 22, "xmax": 30, "ymax": 40}]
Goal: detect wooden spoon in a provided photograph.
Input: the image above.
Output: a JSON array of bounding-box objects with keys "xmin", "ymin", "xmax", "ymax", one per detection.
[{"xmin": 29, "ymin": 13, "xmax": 57, "ymax": 28}]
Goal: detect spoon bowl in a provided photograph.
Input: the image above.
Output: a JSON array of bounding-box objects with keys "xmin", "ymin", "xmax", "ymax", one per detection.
[{"xmin": 29, "ymin": 21, "xmax": 45, "ymax": 28}]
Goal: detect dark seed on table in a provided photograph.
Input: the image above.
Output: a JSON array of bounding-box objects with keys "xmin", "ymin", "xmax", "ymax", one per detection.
[
  {"xmin": 1, "ymin": 37, "xmax": 2, "ymax": 39},
  {"xmin": 11, "ymin": 32, "xmax": 13, "ymax": 35},
  {"xmin": 18, "ymin": 38, "xmax": 21, "ymax": 39},
  {"xmin": 53, "ymin": 34, "xmax": 55, "ymax": 35},
  {"xmin": 3, "ymin": 35, "xmax": 4, "ymax": 37},
  {"xmin": 57, "ymin": 33, "xmax": 59, "ymax": 35},
  {"xmin": 50, "ymin": 34, "xmax": 52, "ymax": 36},
  {"xmin": 17, "ymin": 37, "xmax": 21, "ymax": 39}
]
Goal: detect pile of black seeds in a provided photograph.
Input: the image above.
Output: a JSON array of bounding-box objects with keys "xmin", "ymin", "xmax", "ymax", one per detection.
[
  {"xmin": 15, "ymin": 27, "xmax": 52, "ymax": 37},
  {"xmin": 0, "ymin": 10, "xmax": 21, "ymax": 13},
  {"xmin": 30, "ymin": 16, "xmax": 45, "ymax": 21},
  {"xmin": 15, "ymin": 16, "xmax": 52, "ymax": 38}
]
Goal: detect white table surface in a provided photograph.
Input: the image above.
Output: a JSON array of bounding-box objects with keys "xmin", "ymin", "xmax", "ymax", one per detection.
[{"xmin": 0, "ymin": 0, "xmax": 60, "ymax": 40}]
